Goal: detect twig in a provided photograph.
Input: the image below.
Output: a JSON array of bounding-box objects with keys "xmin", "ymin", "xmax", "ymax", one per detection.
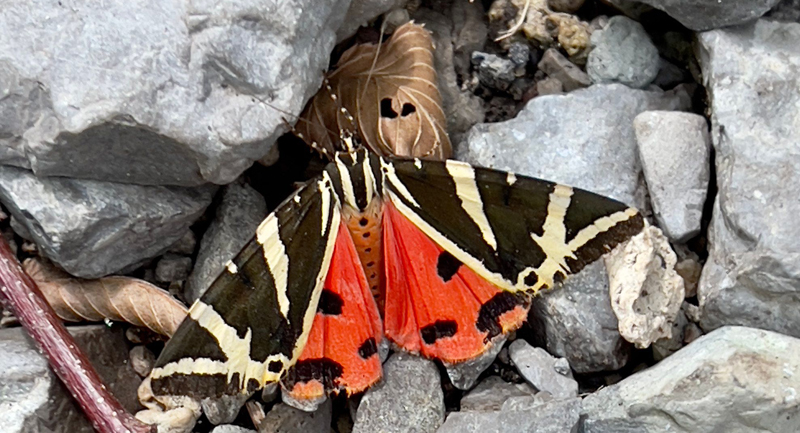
[{"xmin": 0, "ymin": 238, "xmax": 154, "ymax": 433}]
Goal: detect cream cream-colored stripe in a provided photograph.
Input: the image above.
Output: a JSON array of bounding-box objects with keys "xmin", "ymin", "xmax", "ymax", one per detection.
[
  {"xmin": 506, "ymin": 172, "xmax": 517, "ymax": 186},
  {"xmin": 381, "ymin": 158, "xmax": 420, "ymax": 208},
  {"xmin": 151, "ymin": 204, "xmax": 345, "ymax": 393},
  {"xmin": 528, "ymin": 185, "xmax": 575, "ymax": 290},
  {"xmin": 150, "ymin": 301, "xmax": 290, "ymax": 390},
  {"xmin": 567, "ymin": 208, "xmax": 639, "ymax": 251},
  {"xmin": 445, "ymin": 160, "xmax": 498, "ymax": 250},
  {"xmin": 225, "ymin": 260, "xmax": 238, "ymax": 274},
  {"xmin": 362, "ymin": 153, "xmax": 376, "ymax": 203},
  {"xmin": 319, "ymin": 171, "xmax": 333, "ymax": 236},
  {"xmin": 256, "ymin": 216, "xmax": 291, "ymax": 321},
  {"xmin": 335, "ymin": 155, "xmax": 358, "ymax": 209},
  {"xmin": 189, "ymin": 301, "xmax": 254, "ymax": 382}
]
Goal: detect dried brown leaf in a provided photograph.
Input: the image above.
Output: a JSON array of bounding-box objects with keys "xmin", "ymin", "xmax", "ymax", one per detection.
[
  {"xmin": 24, "ymin": 258, "xmax": 187, "ymax": 337},
  {"xmin": 298, "ymin": 22, "xmax": 451, "ymax": 160}
]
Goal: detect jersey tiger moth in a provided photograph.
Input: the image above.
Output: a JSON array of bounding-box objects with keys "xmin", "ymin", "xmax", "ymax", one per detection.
[{"xmin": 149, "ymin": 139, "xmax": 644, "ymax": 402}]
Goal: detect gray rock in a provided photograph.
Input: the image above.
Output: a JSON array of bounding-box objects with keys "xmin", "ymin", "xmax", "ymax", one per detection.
[
  {"xmin": 605, "ymin": 0, "xmax": 780, "ymax": 31},
  {"xmin": 457, "ymin": 83, "xmax": 690, "ymax": 208},
  {"xmin": 445, "ymin": 335, "xmax": 507, "ymax": 390},
  {"xmin": 457, "ymin": 85, "xmax": 688, "ymax": 372},
  {"xmin": 536, "ymin": 77, "xmax": 564, "ymax": 95},
  {"xmin": 634, "ymin": 111, "xmax": 711, "ymax": 242},
  {"xmin": 651, "ymin": 304, "xmax": 690, "ymax": 361},
  {"xmin": 202, "ymin": 393, "xmax": 250, "ymax": 425},
  {"xmin": 459, "ymin": 376, "xmax": 537, "ymax": 412},
  {"xmin": 581, "ymin": 326, "xmax": 800, "ymax": 433},
  {"xmin": 0, "ymin": 166, "xmax": 216, "ymax": 278},
  {"xmin": 507, "ymin": 77, "xmax": 535, "ymax": 101},
  {"xmin": 437, "ymin": 396, "xmax": 581, "ymax": 433},
  {"xmin": 336, "ymin": 0, "xmax": 407, "ymax": 42},
  {"xmin": 0, "ymin": 326, "xmax": 142, "ymax": 433},
  {"xmin": 696, "ymin": 21, "xmax": 800, "ymax": 339},
  {"xmin": 413, "ymin": 5, "xmax": 486, "ymax": 144},
  {"xmin": 508, "ymin": 42, "xmax": 532, "ymax": 71},
  {"xmin": 168, "ymin": 230, "xmax": 197, "ymax": 255},
  {"xmin": 184, "ymin": 181, "xmax": 266, "ymax": 302},
  {"xmin": 537, "ymin": 48, "xmax": 592, "ymax": 92},
  {"xmin": 508, "ymin": 340, "xmax": 578, "ymax": 399},
  {"xmin": 0, "ymin": 0, "xmax": 350, "ymax": 186},
  {"xmin": 548, "ymin": 0, "xmax": 586, "ymax": 13},
  {"xmin": 155, "ymin": 254, "xmax": 193, "ymax": 282},
  {"xmin": 212, "ymin": 426, "xmax": 256, "ymax": 433},
  {"xmin": 260, "ymin": 400, "xmax": 332, "ymax": 433},
  {"xmin": 766, "ymin": 0, "xmax": 800, "ymax": 22},
  {"xmin": 353, "ymin": 352, "xmax": 444, "ymax": 433},
  {"xmin": 587, "ymin": 16, "xmax": 659, "ymax": 89},
  {"xmin": 530, "ymin": 260, "xmax": 631, "ymax": 373},
  {"xmin": 652, "ymin": 57, "xmax": 689, "ymax": 89},
  {"xmin": 472, "ymin": 52, "xmax": 517, "ymax": 92}
]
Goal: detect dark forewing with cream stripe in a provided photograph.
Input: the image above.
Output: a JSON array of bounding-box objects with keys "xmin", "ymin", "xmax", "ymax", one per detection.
[
  {"xmin": 382, "ymin": 157, "xmax": 643, "ymax": 294},
  {"xmin": 151, "ymin": 173, "xmax": 341, "ymax": 398}
]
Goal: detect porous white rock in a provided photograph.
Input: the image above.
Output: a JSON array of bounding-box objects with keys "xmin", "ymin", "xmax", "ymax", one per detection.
[{"xmin": 605, "ymin": 225, "xmax": 685, "ymax": 348}]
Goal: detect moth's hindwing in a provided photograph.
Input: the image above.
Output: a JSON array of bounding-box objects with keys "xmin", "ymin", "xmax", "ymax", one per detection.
[
  {"xmin": 382, "ymin": 157, "xmax": 644, "ymax": 295},
  {"xmin": 150, "ymin": 173, "xmax": 341, "ymax": 398},
  {"xmin": 383, "ymin": 200, "xmax": 530, "ymax": 363},
  {"xmin": 280, "ymin": 220, "xmax": 383, "ymax": 400}
]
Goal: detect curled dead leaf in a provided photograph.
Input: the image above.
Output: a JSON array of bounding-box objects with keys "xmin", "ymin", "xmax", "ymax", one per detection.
[
  {"xmin": 298, "ymin": 22, "xmax": 451, "ymax": 160},
  {"xmin": 24, "ymin": 258, "xmax": 187, "ymax": 337}
]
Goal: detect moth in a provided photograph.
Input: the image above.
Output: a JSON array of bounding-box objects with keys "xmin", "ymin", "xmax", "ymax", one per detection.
[{"xmin": 149, "ymin": 135, "xmax": 644, "ymax": 402}]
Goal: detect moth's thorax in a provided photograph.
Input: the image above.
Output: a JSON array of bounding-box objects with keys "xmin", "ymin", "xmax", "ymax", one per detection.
[{"xmin": 325, "ymin": 149, "xmax": 383, "ymax": 213}]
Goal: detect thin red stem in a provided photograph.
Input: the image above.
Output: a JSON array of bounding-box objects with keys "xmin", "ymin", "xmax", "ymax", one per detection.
[{"xmin": 0, "ymin": 238, "xmax": 154, "ymax": 433}]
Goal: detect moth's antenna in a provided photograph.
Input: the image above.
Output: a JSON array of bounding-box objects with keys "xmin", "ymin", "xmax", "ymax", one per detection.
[{"xmin": 249, "ymin": 86, "xmax": 344, "ymax": 160}]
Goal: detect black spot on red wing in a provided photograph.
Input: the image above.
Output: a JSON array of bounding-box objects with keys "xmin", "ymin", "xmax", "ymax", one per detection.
[
  {"xmin": 437, "ymin": 251, "xmax": 462, "ymax": 282},
  {"xmin": 268, "ymin": 360, "xmax": 283, "ymax": 373},
  {"xmin": 380, "ymin": 98, "xmax": 398, "ymax": 118},
  {"xmin": 476, "ymin": 292, "xmax": 530, "ymax": 341},
  {"xmin": 360, "ymin": 217, "xmax": 369, "ymax": 226},
  {"xmin": 358, "ymin": 337, "xmax": 378, "ymax": 359},
  {"xmin": 318, "ymin": 289, "xmax": 343, "ymax": 315},
  {"xmin": 421, "ymin": 320, "xmax": 458, "ymax": 345},
  {"xmin": 282, "ymin": 358, "xmax": 344, "ymax": 392}
]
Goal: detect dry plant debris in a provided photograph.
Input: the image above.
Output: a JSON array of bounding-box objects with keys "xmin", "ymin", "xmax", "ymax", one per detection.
[
  {"xmin": 24, "ymin": 258, "xmax": 187, "ymax": 337},
  {"xmin": 297, "ymin": 21, "xmax": 451, "ymax": 160}
]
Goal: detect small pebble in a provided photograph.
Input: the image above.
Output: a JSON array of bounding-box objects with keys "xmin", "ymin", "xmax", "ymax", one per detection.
[
  {"xmin": 129, "ymin": 345, "xmax": 156, "ymax": 377},
  {"xmin": 155, "ymin": 254, "xmax": 193, "ymax": 283},
  {"xmin": 472, "ymin": 51, "xmax": 516, "ymax": 91},
  {"xmin": 509, "ymin": 340, "xmax": 578, "ymax": 399}
]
